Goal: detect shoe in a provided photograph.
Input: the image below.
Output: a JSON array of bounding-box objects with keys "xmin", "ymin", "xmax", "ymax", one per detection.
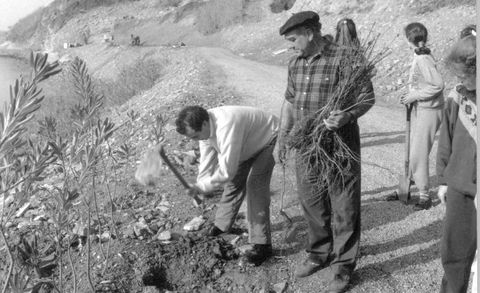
[
  {"xmin": 383, "ymin": 191, "xmax": 399, "ymax": 201},
  {"xmin": 244, "ymin": 244, "xmax": 272, "ymax": 266},
  {"xmin": 207, "ymin": 225, "xmax": 224, "ymax": 237},
  {"xmin": 413, "ymin": 194, "xmax": 432, "ymax": 211},
  {"xmin": 295, "ymin": 258, "xmax": 330, "ymax": 278},
  {"xmin": 327, "ymin": 273, "xmax": 351, "ymax": 293}
]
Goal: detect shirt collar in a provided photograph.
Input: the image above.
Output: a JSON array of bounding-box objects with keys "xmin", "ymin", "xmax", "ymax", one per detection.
[{"xmin": 299, "ymin": 39, "xmax": 330, "ymax": 61}]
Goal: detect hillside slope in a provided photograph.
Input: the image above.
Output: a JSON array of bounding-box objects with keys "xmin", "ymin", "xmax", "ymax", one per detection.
[{"xmin": 8, "ymin": 0, "xmax": 473, "ymax": 105}]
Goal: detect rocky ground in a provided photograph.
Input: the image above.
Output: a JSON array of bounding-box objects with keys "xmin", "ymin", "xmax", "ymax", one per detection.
[{"xmin": 1, "ymin": 0, "xmax": 477, "ymax": 292}]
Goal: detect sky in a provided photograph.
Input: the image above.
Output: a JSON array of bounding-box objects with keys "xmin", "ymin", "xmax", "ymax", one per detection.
[{"xmin": 0, "ymin": 0, "xmax": 54, "ymax": 31}]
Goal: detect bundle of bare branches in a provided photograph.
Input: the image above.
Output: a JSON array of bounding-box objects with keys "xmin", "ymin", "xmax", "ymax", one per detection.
[{"xmin": 287, "ymin": 33, "xmax": 389, "ymax": 187}]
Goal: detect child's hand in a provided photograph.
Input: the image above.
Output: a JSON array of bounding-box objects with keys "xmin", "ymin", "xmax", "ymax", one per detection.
[
  {"xmin": 400, "ymin": 94, "xmax": 416, "ymax": 105},
  {"xmin": 437, "ymin": 185, "xmax": 448, "ymax": 205}
]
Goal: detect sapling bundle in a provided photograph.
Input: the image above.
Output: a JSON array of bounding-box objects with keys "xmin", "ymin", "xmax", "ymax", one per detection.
[{"xmin": 287, "ymin": 33, "xmax": 389, "ymax": 188}]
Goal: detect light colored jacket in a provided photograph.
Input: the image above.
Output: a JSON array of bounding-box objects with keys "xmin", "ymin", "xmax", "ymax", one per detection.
[
  {"xmin": 196, "ymin": 106, "xmax": 279, "ymax": 193},
  {"xmin": 408, "ymin": 53, "xmax": 444, "ymax": 109}
]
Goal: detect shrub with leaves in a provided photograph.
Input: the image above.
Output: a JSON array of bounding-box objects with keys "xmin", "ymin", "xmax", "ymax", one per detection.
[{"xmin": 0, "ymin": 52, "xmax": 61, "ymax": 293}]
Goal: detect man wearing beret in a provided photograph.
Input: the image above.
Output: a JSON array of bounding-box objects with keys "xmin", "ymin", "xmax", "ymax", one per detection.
[{"xmin": 278, "ymin": 11, "xmax": 375, "ymax": 293}]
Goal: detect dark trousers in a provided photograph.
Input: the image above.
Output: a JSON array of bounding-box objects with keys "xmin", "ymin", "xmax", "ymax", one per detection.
[
  {"xmin": 295, "ymin": 123, "xmax": 361, "ymax": 275},
  {"xmin": 440, "ymin": 187, "xmax": 476, "ymax": 293},
  {"xmin": 214, "ymin": 144, "xmax": 275, "ymax": 244}
]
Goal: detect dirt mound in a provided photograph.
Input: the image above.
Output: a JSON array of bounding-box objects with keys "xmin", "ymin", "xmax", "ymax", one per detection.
[{"xmin": 130, "ymin": 234, "xmax": 238, "ymax": 292}]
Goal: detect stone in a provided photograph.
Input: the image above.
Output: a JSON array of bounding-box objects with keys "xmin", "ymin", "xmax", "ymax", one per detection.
[
  {"xmin": 238, "ymin": 244, "xmax": 253, "ymax": 255},
  {"xmin": 143, "ymin": 286, "xmax": 160, "ymax": 293},
  {"xmin": 100, "ymin": 231, "xmax": 111, "ymax": 243},
  {"xmin": 33, "ymin": 214, "xmax": 47, "ymax": 222},
  {"xmin": 73, "ymin": 223, "xmax": 88, "ymax": 237},
  {"xmin": 156, "ymin": 230, "xmax": 171, "ymax": 241},
  {"xmin": 15, "ymin": 202, "xmax": 31, "ymax": 218},
  {"xmin": 157, "ymin": 205, "xmax": 169, "ymax": 213},
  {"xmin": 273, "ymin": 281, "xmax": 288, "ymax": 293},
  {"xmin": 183, "ymin": 216, "xmax": 206, "ymax": 231},
  {"xmin": 134, "ymin": 221, "xmax": 153, "ymax": 237}
]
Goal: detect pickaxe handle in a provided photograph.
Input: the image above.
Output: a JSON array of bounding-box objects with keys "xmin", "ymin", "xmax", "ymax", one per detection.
[{"xmin": 158, "ymin": 145, "xmax": 203, "ymax": 206}]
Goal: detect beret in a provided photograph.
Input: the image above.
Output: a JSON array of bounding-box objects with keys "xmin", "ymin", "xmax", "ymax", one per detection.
[{"xmin": 279, "ymin": 11, "xmax": 320, "ymax": 36}]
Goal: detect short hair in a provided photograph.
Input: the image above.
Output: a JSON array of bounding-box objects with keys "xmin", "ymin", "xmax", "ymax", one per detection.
[
  {"xmin": 446, "ymin": 35, "xmax": 476, "ymax": 75},
  {"xmin": 175, "ymin": 106, "xmax": 209, "ymax": 135},
  {"xmin": 404, "ymin": 22, "xmax": 430, "ymax": 55}
]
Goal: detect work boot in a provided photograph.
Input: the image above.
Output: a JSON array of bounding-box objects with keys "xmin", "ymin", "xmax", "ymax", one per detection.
[
  {"xmin": 327, "ymin": 273, "xmax": 351, "ymax": 293},
  {"xmin": 414, "ymin": 194, "xmax": 432, "ymax": 211},
  {"xmin": 295, "ymin": 257, "xmax": 330, "ymax": 278},
  {"xmin": 383, "ymin": 191, "xmax": 399, "ymax": 201},
  {"xmin": 207, "ymin": 225, "xmax": 224, "ymax": 237},
  {"xmin": 244, "ymin": 244, "xmax": 272, "ymax": 266}
]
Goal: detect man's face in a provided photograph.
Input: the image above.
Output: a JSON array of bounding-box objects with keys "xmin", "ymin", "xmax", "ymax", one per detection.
[
  {"xmin": 184, "ymin": 121, "xmax": 210, "ymax": 141},
  {"xmin": 284, "ymin": 28, "xmax": 312, "ymax": 57}
]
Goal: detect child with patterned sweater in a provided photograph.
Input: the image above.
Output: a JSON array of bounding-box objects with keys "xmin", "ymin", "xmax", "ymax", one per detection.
[{"xmin": 437, "ymin": 34, "xmax": 476, "ymax": 293}]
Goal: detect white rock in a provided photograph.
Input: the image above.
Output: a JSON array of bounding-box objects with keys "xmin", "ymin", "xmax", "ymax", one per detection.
[
  {"xmin": 230, "ymin": 236, "xmax": 241, "ymax": 246},
  {"xmin": 15, "ymin": 202, "xmax": 31, "ymax": 218},
  {"xmin": 100, "ymin": 231, "xmax": 111, "ymax": 242},
  {"xmin": 183, "ymin": 216, "xmax": 206, "ymax": 231},
  {"xmin": 238, "ymin": 244, "xmax": 253, "ymax": 255},
  {"xmin": 157, "ymin": 230, "xmax": 171, "ymax": 241},
  {"xmin": 33, "ymin": 215, "xmax": 47, "ymax": 222},
  {"xmin": 157, "ymin": 206, "xmax": 169, "ymax": 213},
  {"xmin": 273, "ymin": 281, "xmax": 288, "ymax": 293}
]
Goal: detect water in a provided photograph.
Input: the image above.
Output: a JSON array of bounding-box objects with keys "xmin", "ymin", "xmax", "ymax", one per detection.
[{"xmin": 0, "ymin": 56, "xmax": 30, "ymax": 106}]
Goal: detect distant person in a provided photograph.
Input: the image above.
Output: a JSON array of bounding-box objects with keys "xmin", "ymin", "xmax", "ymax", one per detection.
[
  {"xmin": 388, "ymin": 22, "xmax": 445, "ymax": 210},
  {"xmin": 175, "ymin": 105, "xmax": 278, "ymax": 266},
  {"xmin": 436, "ymin": 34, "xmax": 476, "ymax": 293},
  {"xmin": 334, "ymin": 18, "xmax": 360, "ymax": 48},
  {"xmin": 131, "ymin": 34, "xmax": 140, "ymax": 46}
]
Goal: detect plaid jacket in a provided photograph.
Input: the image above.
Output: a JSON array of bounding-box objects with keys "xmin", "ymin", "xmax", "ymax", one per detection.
[{"xmin": 285, "ymin": 42, "xmax": 374, "ymax": 122}]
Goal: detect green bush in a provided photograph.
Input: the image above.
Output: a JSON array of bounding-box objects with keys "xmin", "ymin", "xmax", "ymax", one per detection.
[{"xmin": 196, "ymin": 0, "xmax": 248, "ymax": 35}]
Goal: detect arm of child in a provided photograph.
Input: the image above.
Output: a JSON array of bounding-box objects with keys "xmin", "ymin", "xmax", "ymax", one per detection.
[{"xmin": 408, "ymin": 56, "xmax": 444, "ymax": 102}]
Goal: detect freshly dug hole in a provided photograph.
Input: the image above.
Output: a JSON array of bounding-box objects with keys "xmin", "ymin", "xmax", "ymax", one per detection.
[{"xmin": 135, "ymin": 234, "xmax": 238, "ymax": 291}]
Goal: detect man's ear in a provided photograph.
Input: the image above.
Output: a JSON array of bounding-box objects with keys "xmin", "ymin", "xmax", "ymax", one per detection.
[{"xmin": 307, "ymin": 29, "xmax": 314, "ymax": 42}]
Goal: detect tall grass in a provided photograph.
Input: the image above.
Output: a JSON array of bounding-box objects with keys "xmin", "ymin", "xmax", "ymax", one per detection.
[
  {"xmin": 196, "ymin": 0, "xmax": 249, "ymax": 35},
  {"xmin": 97, "ymin": 57, "xmax": 166, "ymax": 107},
  {"xmin": 35, "ymin": 56, "xmax": 166, "ymax": 139},
  {"xmin": 411, "ymin": 0, "xmax": 475, "ymax": 14}
]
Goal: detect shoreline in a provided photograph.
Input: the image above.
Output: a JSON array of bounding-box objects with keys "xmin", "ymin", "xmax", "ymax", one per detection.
[{"xmin": 0, "ymin": 47, "xmax": 32, "ymax": 62}]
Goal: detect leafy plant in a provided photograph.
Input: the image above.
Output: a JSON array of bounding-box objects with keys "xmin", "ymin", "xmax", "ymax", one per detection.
[{"xmin": 0, "ymin": 52, "xmax": 61, "ymax": 293}]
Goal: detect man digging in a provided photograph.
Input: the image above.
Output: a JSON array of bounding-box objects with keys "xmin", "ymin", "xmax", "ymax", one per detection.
[{"xmin": 175, "ymin": 105, "xmax": 279, "ymax": 266}]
